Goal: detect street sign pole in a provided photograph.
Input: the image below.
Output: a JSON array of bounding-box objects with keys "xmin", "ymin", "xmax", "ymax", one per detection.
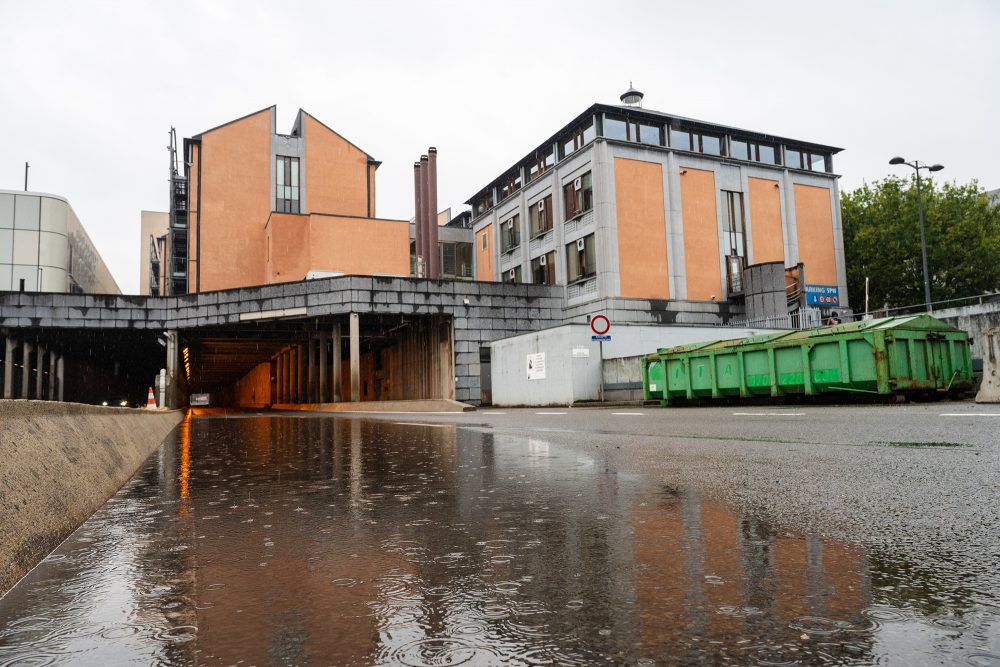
[
  {"xmin": 599, "ymin": 339, "xmax": 604, "ymax": 402},
  {"xmin": 590, "ymin": 314, "xmax": 611, "ymax": 402}
]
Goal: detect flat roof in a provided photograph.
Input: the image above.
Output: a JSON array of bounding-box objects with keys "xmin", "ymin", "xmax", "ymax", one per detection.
[{"xmin": 465, "ymin": 102, "xmax": 844, "ymax": 205}]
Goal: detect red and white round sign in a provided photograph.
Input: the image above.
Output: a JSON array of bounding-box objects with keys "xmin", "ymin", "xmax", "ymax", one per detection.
[{"xmin": 590, "ymin": 315, "xmax": 611, "ymax": 336}]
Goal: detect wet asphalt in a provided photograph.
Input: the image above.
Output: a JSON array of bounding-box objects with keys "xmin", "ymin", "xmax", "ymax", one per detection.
[{"xmin": 0, "ymin": 401, "xmax": 997, "ymax": 665}]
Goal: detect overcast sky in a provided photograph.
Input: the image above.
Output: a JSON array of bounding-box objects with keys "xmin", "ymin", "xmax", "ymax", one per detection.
[{"xmin": 1, "ymin": 1, "xmax": 997, "ymax": 294}]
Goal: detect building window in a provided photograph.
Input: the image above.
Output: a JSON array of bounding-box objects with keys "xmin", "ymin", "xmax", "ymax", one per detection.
[
  {"xmin": 563, "ymin": 172, "xmax": 593, "ymax": 220},
  {"xmin": 566, "ymin": 233, "xmax": 596, "ymax": 283},
  {"xmin": 440, "ymin": 241, "xmax": 473, "ymax": 279},
  {"xmin": 604, "ymin": 116, "xmax": 628, "ymax": 141},
  {"xmin": 784, "ymin": 148, "xmax": 828, "ymax": 172},
  {"xmin": 276, "ymin": 156, "xmax": 300, "ymax": 213},
  {"xmin": 505, "ymin": 265, "xmax": 523, "ymax": 284},
  {"xmin": 669, "ymin": 128, "xmax": 691, "ymax": 150},
  {"xmin": 759, "ymin": 144, "xmax": 778, "ymax": 165},
  {"xmin": 670, "ymin": 128, "xmax": 721, "ymax": 155},
  {"xmin": 473, "ymin": 191, "xmax": 495, "ymax": 217},
  {"xmin": 498, "ymin": 170, "xmax": 522, "ymax": 201},
  {"xmin": 602, "ymin": 116, "xmax": 663, "ymax": 145},
  {"xmin": 527, "ymin": 147, "xmax": 555, "ymax": 182},
  {"xmin": 500, "ymin": 214, "xmax": 520, "ymax": 253},
  {"xmin": 723, "ymin": 191, "xmax": 747, "ymax": 293},
  {"xmin": 785, "ymin": 148, "xmax": 803, "ymax": 169},
  {"xmin": 531, "ymin": 250, "xmax": 556, "ymax": 285},
  {"xmin": 730, "ymin": 139, "xmax": 780, "ymax": 165},
  {"xmin": 700, "ymin": 133, "xmax": 722, "ymax": 155},
  {"xmin": 456, "ymin": 242, "xmax": 472, "ymax": 278},
  {"xmin": 731, "ymin": 139, "xmax": 750, "ymax": 161},
  {"xmin": 560, "ymin": 118, "xmax": 597, "ymax": 158},
  {"xmin": 481, "ymin": 232, "xmax": 488, "ymax": 250},
  {"xmin": 638, "ymin": 122, "xmax": 662, "ymax": 146},
  {"xmin": 529, "ymin": 194, "xmax": 553, "ymax": 238}
]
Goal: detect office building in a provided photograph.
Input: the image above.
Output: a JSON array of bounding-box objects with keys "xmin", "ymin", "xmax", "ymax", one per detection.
[
  {"xmin": 466, "ymin": 88, "xmax": 846, "ymax": 319},
  {"xmin": 0, "ymin": 189, "xmax": 120, "ymax": 294}
]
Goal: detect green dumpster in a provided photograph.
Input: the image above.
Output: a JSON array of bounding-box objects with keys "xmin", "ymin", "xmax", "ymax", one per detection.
[
  {"xmin": 642, "ymin": 353, "xmax": 667, "ymax": 400},
  {"xmin": 644, "ymin": 315, "xmax": 973, "ymax": 405}
]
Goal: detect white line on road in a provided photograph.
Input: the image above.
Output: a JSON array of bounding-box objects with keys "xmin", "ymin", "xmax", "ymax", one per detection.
[
  {"xmin": 733, "ymin": 412, "xmax": 805, "ymax": 416},
  {"xmin": 482, "ymin": 411, "xmax": 507, "ymax": 415},
  {"xmin": 612, "ymin": 412, "xmax": 644, "ymax": 416},
  {"xmin": 939, "ymin": 413, "xmax": 1000, "ymax": 417},
  {"xmin": 535, "ymin": 412, "xmax": 567, "ymax": 415}
]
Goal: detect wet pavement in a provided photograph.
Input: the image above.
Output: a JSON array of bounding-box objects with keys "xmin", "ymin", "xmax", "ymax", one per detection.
[{"xmin": 0, "ymin": 408, "xmax": 998, "ymax": 665}]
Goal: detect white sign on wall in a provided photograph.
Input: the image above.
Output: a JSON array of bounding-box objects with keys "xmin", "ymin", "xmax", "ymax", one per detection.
[
  {"xmin": 526, "ymin": 352, "xmax": 546, "ymax": 380},
  {"xmin": 572, "ymin": 347, "xmax": 590, "ymax": 358}
]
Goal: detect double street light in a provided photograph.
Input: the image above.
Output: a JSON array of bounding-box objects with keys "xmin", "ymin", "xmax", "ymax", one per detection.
[{"xmin": 889, "ymin": 156, "xmax": 944, "ymax": 312}]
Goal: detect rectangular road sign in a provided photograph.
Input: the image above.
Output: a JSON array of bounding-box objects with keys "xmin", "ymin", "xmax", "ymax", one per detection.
[
  {"xmin": 804, "ymin": 284, "xmax": 840, "ymax": 306},
  {"xmin": 592, "ymin": 335, "xmax": 611, "ymax": 342}
]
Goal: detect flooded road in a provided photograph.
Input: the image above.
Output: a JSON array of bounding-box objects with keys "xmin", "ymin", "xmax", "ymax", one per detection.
[{"xmin": 1, "ymin": 412, "xmax": 998, "ymax": 665}]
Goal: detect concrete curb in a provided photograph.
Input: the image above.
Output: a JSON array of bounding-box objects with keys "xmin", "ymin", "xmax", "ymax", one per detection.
[{"xmin": 0, "ymin": 400, "xmax": 183, "ymax": 596}]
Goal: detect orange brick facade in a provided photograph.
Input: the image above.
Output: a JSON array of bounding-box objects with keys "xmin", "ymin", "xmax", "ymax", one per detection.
[{"xmin": 185, "ymin": 107, "xmax": 403, "ymax": 292}]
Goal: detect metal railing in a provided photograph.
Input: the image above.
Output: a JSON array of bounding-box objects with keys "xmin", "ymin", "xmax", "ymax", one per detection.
[
  {"xmin": 855, "ymin": 291, "xmax": 1000, "ymax": 319},
  {"xmin": 726, "ymin": 308, "xmax": 822, "ymax": 330}
]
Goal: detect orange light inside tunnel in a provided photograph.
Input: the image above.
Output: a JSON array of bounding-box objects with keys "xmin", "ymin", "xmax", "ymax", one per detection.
[{"xmin": 178, "ymin": 414, "xmax": 192, "ymax": 508}]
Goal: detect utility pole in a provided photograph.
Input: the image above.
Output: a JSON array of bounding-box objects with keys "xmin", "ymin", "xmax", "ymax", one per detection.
[{"xmin": 24, "ymin": 162, "xmax": 29, "ymax": 191}]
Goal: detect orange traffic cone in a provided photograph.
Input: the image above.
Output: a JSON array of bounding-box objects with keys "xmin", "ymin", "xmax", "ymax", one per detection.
[{"xmin": 146, "ymin": 387, "xmax": 157, "ymax": 409}]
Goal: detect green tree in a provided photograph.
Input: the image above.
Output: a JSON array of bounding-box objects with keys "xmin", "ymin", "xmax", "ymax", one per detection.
[{"xmin": 841, "ymin": 177, "xmax": 1000, "ymax": 312}]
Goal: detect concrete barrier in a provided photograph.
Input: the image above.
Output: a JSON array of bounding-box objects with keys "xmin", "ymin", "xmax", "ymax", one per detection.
[
  {"xmin": 0, "ymin": 401, "xmax": 182, "ymax": 595},
  {"xmin": 976, "ymin": 328, "xmax": 1000, "ymax": 403}
]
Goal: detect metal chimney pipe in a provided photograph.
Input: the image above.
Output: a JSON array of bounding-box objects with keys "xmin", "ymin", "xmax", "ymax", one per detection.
[
  {"xmin": 419, "ymin": 154, "xmax": 430, "ymax": 277},
  {"xmin": 413, "ymin": 161, "xmax": 423, "ymax": 277},
  {"xmin": 427, "ymin": 147, "xmax": 440, "ymax": 279}
]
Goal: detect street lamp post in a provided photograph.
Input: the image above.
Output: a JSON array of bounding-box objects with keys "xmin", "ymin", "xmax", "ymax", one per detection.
[{"xmin": 889, "ymin": 157, "xmax": 943, "ymax": 312}]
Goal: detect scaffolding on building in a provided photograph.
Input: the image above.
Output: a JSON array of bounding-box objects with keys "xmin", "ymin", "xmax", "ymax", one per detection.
[{"xmin": 167, "ymin": 127, "xmax": 189, "ymax": 295}]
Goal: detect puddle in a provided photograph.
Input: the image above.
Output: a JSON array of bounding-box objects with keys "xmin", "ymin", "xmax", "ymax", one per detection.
[{"xmin": 0, "ymin": 415, "xmax": 996, "ymax": 665}]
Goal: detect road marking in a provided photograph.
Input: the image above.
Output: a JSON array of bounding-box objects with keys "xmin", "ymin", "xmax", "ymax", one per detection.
[
  {"xmin": 482, "ymin": 411, "xmax": 507, "ymax": 415},
  {"xmin": 536, "ymin": 412, "xmax": 567, "ymax": 415},
  {"xmin": 612, "ymin": 412, "xmax": 643, "ymax": 416},
  {"xmin": 733, "ymin": 412, "xmax": 805, "ymax": 416},
  {"xmin": 940, "ymin": 413, "xmax": 1000, "ymax": 417}
]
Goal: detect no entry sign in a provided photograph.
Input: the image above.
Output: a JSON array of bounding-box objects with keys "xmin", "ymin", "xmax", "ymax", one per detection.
[
  {"xmin": 590, "ymin": 315, "xmax": 610, "ymax": 335},
  {"xmin": 590, "ymin": 315, "xmax": 611, "ymax": 341}
]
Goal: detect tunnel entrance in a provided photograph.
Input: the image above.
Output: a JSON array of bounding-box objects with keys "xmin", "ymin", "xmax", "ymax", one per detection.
[
  {"xmin": 179, "ymin": 313, "xmax": 454, "ymax": 408},
  {"xmin": 1, "ymin": 328, "xmax": 165, "ymax": 406}
]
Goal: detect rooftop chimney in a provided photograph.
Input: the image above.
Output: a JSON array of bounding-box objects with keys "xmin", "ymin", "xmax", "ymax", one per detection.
[
  {"xmin": 413, "ymin": 161, "xmax": 424, "ymax": 277},
  {"xmin": 427, "ymin": 147, "xmax": 439, "ymax": 279},
  {"xmin": 419, "ymin": 154, "xmax": 431, "ymax": 277}
]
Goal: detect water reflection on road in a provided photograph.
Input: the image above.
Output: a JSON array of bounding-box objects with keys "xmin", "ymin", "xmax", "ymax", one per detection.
[{"xmin": 0, "ymin": 414, "xmax": 997, "ymax": 665}]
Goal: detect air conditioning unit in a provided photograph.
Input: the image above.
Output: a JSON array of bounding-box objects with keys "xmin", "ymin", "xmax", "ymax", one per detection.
[
  {"xmin": 576, "ymin": 238, "xmax": 585, "ymax": 251},
  {"xmin": 574, "ymin": 177, "xmax": 582, "ymax": 190},
  {"xmin": 537, "ymin": 200, "xmax": 545, "ymax": 212},
  {"xmin": 539, "ymin": 254, "xmax": 547, "ymax": 266}
]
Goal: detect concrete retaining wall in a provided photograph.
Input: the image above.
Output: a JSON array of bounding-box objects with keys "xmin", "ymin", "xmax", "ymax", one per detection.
[
  {"xmin": 0, "ymin": 401, "xmax": 181, "ymax": 595},
  {"xmin": 934, "ymin": 299, "xmax": 1000, "ymax": 367}
]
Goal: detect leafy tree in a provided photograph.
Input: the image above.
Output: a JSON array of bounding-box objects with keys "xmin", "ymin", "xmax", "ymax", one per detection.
[{"xmin": 841, "ymin": 177, "xmax": 1000, "ymax": 312}]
